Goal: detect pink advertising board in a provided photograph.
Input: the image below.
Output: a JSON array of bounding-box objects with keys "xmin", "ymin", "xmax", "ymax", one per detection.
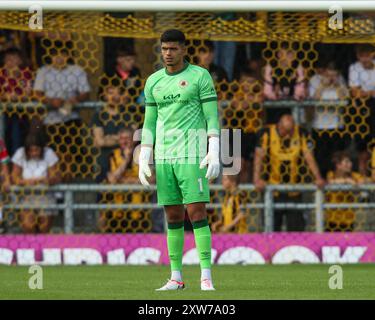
[{"xmin": 0, "ymin": 233, "xmax": 374, "ymax": 265}]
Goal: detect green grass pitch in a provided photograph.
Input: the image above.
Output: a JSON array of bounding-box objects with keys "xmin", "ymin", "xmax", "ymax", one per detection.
[{"xmin": 0, "ymin": 264, "xmax": 374, "ymax": 300}]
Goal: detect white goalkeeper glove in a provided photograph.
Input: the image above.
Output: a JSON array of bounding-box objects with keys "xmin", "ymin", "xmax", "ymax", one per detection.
[
  {"xmin": 199, "ymin": 136, "xmax": 220, "ymax": 180},
  {"xmin": 138, "ymin": 146, "xmax": 153, "ymax": 187}
]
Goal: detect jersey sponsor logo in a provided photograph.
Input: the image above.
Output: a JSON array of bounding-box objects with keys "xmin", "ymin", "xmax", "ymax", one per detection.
[
  {"xmin": 163, "ymin": 93, "xmax": 181, "ymax": 100},
  {"xmin": 158, "ymin": 99, "xmax": 189, "ymax": 107},
  {"xmin": 179, "ymin": 79, "xmax": 189, "ymax": 88}
]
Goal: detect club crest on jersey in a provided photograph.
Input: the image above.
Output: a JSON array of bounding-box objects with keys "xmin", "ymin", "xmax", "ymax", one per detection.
[{"xmin": 179, "ymin": 80, "xmax": 189, "ymax": 88}]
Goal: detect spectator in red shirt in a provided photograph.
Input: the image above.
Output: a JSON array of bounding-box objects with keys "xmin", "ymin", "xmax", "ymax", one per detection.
[
  {"xmin": 102, "ymin": 47, "xmax": 142, "ymax": 100},
  {"xmin": 0, "ymin": 138, "xmax": 10, "ymax": 190},
  {"xmin": 114, "ymin": 47, "xmax": 140, "ymax": 82},
  {"xmin": 0, "ymin": 47, "xmax": 33, "ymax": 155}
]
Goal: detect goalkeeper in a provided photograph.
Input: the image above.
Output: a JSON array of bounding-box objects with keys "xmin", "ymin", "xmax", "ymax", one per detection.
[{"xmin": 139, "ymin": 29, "xmax": 220, "ymax": 291}]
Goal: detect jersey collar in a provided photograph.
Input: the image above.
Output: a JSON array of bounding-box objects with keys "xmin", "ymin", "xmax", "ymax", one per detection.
[{"xmin": 165, "ymin": 61, "xmax": 189, "ymax": 76}]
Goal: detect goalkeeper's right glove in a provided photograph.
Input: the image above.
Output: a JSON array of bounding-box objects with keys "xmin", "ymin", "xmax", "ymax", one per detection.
[{"xmin": 138, "ymin": 146, "xmax": 152, "ymax": 187}]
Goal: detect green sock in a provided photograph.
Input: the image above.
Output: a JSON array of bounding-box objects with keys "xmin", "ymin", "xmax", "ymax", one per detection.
[
  {"xmin": 192, "ymin": 219, "xmax": 212, "ymax": 269},
  {"xmin": 167, "ymin": 222, "xmax": 184, "ymax": 271}
]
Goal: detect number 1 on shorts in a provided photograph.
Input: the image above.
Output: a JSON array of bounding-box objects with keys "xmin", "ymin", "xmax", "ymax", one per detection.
[{"xmin": 198, "ymin": 177, "xmax": 203, "ymax": 193}]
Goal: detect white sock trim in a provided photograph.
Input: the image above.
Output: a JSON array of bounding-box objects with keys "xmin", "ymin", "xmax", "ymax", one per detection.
[
  {"xmin": 201, "ymin": 268, "xmax": 212, "ymax": 281},
  {"xmin": 171, "ymin": 270, "xmax": 182, "ymax": 282}
]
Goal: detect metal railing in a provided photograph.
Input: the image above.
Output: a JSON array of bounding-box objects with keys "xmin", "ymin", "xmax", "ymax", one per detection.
[
  {"xmin": 262, "ymin": 99, "xmax": 349, "ymax": 124},
  {"xmin": 0, "ymin": 98, "xmax": 350, "ymax": 139},
  {"xmin": 261, "ymin": 184, "xmax": 375, "ymax": 232},
  {"xmin": 3, "ymin": 183, "xmax": 374, "ymax": 233}
]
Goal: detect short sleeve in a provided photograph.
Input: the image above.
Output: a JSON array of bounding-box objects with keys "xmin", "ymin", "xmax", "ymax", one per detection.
[
  {"xmin": 308, "ymin": 75, "xmax": 319, "ymax": 98},
  {"xmin": 144, "ymin": 78, "xmax": 156, "ymax": 107},
  {"xmin": 33, "ymin": 68, "xmax": 45, "ymax": 92},
  {"xmin": 0, "ymin": 140, "xmax": 9, "ymax": 164},
  {"xmin": 300, "ymin": 128, "xmax": 314, "ymax": 152},
  {"xmin": 199, "ymin": 69, "xmax": 217, "ymax": 103},
  {"xmin": 352, "ymin": 172, "xmax": 364, "ymax": 183},
  {"xmin": 77, "ymin": 68, "xmax": 91, "ymax": 93},
  {"xmin": 238, "ymin": 191, "xmax": 247, "ymax": 207},
  {"xmin": 44, "ymin": 148, "xmax": 59, "ymax": 167},
  {"xmin": 348, "ymin": 63, "xmax": 361, "ymax": 88},
  {"xmin": 11, "ymin": 148, "xmax": 25, "ymax": 167},
  {"xmin": 255, "ymin": 128, "xmax": 267, "ymax": 149},
  {"xmin": 109, "ymin": 152, "xmax": 116, "ymax": 173}
]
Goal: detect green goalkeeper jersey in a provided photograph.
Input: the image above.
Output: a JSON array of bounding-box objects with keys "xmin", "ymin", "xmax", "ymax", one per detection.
[{"xmin": 141, "ymin": 62, "xmax": 220, "ymax": 160}]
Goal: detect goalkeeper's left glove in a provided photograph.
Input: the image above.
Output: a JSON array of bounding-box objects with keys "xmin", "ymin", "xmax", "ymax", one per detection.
[{"xmin": 199, "ymin": 136, "xmax": 220, "ymax": 180}]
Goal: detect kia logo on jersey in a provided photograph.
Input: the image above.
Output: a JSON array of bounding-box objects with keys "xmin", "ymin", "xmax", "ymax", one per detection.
[{"xmin": 163, "ymin": 93, "xmax": 181, "ymax": 100}]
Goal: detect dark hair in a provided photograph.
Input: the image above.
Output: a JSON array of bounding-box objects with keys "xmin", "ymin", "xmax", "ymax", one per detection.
[
  {"xmin": 118, "ymin": 126, "xmax": 134, "ymax": 135},
  {"xmin": 198, "ymin": 40, "xmax": 215, "ymax": 53},
  {"xmin": 280, "ymin": 42, "xmax": 290, "ymax": 50},
  {"xmin": 24, "ymin": 132, "xmax": 46, "ymax": 161},
  {"xmin": 331, "ymin": 151, "xmax": 351, "ymax": 168},
  {"xmin": 277, "ymin": 110, "xmax": 293, "ymax": 122},
  {"xmin": 314, "ymin": 58, "xmax": 329, "ymax": 70},
  {"xmin": 239, "ymin": 67, "xmax": 258, "ymax": 80},
  {"xmin": 326, "ymin": 61, "xmax": 339, "ymax": 71},
  {"xmin": 1, "ymin": 47, "xmax": 26, "ymax": 68},
  {"xmin": 3, "ymin": 47, "xmax": 23, "ymax": 58},
  {"xmin": 50, "ymin": 48, "xmax": 69, "ymax": 56},
  {"xmin": 116, "ymin": 46, "xmax": 136, "ymax": 58},
  {"xmin": 48, "ymin": 47, "xmax": 74, "ymax": 65},
  {"xmin": 356, "ymin": 44, "xmax": 374, "ymax": 55},
  {"xmin": 160, "ymin": 29, "xmax": 186, "ymax": 45}
]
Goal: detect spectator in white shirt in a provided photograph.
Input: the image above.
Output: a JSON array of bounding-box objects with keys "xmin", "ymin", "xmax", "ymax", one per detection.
[
  {"xmin": 11, "ymin": 132, "xmax": 61, "ymax": 233},
  {"xmin": 33, "ymin": 48, "xmax": 90, "ymax": 182},
  {"xmin": 33, "ymin": 48, "xmax": 90, "ymax": 125},
  {"xmin": 309, "ymin": 61, "xmax": 350, "ymax": 177},
  {"xmin": 348, "ymin": 44, "xmax": 375, "ymax": 176}
]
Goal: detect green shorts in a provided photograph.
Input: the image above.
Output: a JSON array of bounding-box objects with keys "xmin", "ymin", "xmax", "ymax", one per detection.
[{"xmin": 155, "ymin": 158, "xmax": 210, "ymax": 206}]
